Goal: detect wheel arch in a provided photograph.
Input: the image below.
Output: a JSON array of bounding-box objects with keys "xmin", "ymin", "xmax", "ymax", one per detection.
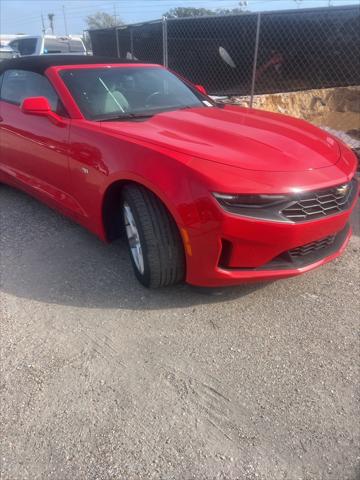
[{"xmin": 101, "ymin": 177, "xmax": 185, "ymax": 244}]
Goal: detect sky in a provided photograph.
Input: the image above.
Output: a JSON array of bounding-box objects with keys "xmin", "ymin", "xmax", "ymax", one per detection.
[{"xmin": 0, "ymin": 0, "xmax": 359, "ymax": 35}]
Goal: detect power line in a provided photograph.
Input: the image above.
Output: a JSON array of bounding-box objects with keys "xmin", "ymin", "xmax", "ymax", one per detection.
[{"xmin": 8, "ymin": 3, "xmax": 239, "ymax": 26}]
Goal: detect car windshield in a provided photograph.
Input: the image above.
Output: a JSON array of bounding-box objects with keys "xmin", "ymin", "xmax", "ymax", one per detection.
[{"xmin": 60, "ymin": 66, "xmax": 213, "ymax": 120}]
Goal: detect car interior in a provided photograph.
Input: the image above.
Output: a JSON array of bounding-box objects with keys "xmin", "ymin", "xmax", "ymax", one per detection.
[{"xmin": 60, "ymin": 67, "xmax": 204, "ymax": 119}]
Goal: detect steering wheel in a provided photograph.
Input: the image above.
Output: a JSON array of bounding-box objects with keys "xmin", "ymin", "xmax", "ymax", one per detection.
[{"xmin": 145, "ymin": 91, "xmax": 161, "ymax": 107}]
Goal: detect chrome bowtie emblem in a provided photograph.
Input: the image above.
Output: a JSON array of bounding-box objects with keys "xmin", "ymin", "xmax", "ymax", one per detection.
[{"xmin": 336, "ymin": 184, "xmax": 349, "ymax": 196}]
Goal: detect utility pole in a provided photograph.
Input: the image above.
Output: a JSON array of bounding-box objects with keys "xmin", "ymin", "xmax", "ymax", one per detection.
[
  {"xmin": 113, "ymin": 3, "xmax": 118, "ymax": 25},
  {"xmin": 41, "ymin": 14, "xmax": 46, "ymax": 35},
  {"xmin": 48, "ymin": 13, "xmax": 55, "ymax": 35},
  {"xmin": 62, "ymin": 5, "xmax": 68, "ymax": 36}
]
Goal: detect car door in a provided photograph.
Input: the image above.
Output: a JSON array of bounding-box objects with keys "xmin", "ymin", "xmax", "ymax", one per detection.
[{"xmin": 0, "ymin": 68, "xmax": 76, "ymax": 214}]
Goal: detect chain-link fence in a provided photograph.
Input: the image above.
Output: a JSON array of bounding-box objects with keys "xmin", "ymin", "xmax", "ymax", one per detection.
[{"xmin": 88, "ymin": 4, "xmax": 360, "ymax": 142}]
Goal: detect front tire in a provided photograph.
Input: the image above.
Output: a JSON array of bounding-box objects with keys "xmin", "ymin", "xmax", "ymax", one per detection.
[{"xmin": 122, "ymin": 185, "xmax": 185, "ymax": 288}]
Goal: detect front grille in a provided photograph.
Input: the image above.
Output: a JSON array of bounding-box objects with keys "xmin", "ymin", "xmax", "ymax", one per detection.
[
  {"xmin": 281, "ymin": 179, "xmax": 357, "ymax": 222},
  {"xmin": 289, "ymin": 234, "xmax": 336, "ymax": 258}
]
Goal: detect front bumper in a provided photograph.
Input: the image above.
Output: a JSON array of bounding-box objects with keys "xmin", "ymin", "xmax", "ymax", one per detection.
[{"xmin": 185, "ymin": 185, "xmax": 358, "ymax": 287}]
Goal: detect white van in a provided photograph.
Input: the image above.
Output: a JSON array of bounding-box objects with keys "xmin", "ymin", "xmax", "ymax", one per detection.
[{"xmin": 8, "ymin": 35, "xmax": 87, "ymax": 56}]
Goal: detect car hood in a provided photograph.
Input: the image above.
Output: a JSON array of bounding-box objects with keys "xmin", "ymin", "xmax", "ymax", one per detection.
[{"xmin": 100, "ymin": 105, "xmax": 340, "ymax": 172}]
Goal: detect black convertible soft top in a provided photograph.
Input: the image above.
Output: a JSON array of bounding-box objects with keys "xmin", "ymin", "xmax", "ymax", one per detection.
[{"xmin": 0, "ymin": 55, "xmax": 142, "ymax": 75}]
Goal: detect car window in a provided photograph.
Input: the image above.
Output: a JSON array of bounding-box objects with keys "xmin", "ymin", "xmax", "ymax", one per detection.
[
  {"xmin": 0, "ymin": 69, "xmax": 67, "ymax": 116},
  {"xmin": 43, "ymin": 38, "xmax": 85, "ymax": 54},
  {"xmin": 9, "ymin": 38, "xmax": 37, "ymax": 55},
  {"xmin": 44, "ymin": 38, "xmax": 69, "ymax": 54},
  {"xmin": 69, "ymin": 40, "xmax": 85, "ymax": 53}
]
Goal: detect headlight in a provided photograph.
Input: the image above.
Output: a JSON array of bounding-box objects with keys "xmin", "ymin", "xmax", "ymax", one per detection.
[
  {"xmin": 213, "ymin": 193, "xmax": 288, "ymax": 208},
  {"xmin": 213, "ymin": 192, "xmax": 290, "ymax": 221}
]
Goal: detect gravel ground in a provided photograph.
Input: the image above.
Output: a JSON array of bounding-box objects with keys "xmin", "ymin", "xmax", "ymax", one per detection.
[{"xmin": 1, "ymin": 185, "xmax": 359, "ymax": 480}]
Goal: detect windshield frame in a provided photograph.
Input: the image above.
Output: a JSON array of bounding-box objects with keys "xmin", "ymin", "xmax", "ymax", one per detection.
[{"xmin": 57, "ymin": 64, "xmax": 215, "ymax": 121}]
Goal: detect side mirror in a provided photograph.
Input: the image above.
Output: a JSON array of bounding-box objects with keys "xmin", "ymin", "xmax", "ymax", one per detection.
[
  {"xmin": 21, "ymin": 97, "xmax": 66, "ymax": 127},
  {"xmin": 195, "ymin": 84, "xmax": 207, "ymax": 95}
]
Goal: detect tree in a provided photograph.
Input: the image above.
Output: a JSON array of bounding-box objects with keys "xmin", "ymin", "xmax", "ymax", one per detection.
[
  {"xmin": 216, "ymin": 8, "xmax": 248, "ymax": 15},
  {"xmin": 163, "ymin": 7, "xmax": 215, "ymax": 18},
  {"xmin": 86, "ymin": 11, "xmax": 123, "ymax": 30},
  {"xmin": 163, "ymin": 6, "xmax": 248, "ymax": 18}
]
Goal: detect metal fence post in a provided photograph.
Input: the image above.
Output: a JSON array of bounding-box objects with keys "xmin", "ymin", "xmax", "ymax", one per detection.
[
  {"xmin": 162, "ymin": 16, "xmax": 168, "ymax": 68},
  {"xmin": 115, "ymin": 27, "xmax": 120, "ymax": 58},
  {"xmin": 250, "ymin": 13, "xmax": 261, "ymax": 108}
]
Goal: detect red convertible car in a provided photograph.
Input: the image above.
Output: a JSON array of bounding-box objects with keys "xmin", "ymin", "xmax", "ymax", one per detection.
[{"xmin": 0, "ymin": 56, "xmax": 358, "ymax": 287}]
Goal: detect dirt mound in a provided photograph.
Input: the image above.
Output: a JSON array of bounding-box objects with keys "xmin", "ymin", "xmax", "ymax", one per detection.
[{"xmin": 222, "ymin": 86, "xmax": 360, "ymax": 144}]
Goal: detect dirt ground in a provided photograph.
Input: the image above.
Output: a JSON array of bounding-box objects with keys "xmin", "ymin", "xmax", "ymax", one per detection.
[
  {"xmin": 224, "ymin": 86, "xmax": 360, "ymax": 145},
  {"xmin": 0, "ymin": 185, "xmax": 359, "ymax": 480}
]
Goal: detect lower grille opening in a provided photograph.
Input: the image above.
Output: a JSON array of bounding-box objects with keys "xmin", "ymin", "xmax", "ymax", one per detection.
[
  {"xmin": 289, "ymin": 234, "xmax": 336, "ymax": 258},
  {"xmin": 218, "ymin": 239, "xmax": 233, "ymax": 268},
  {"xmin": 261, "ymin": 223, "xmax": 350, "ymax": 270},
  {"xmin": 220, "ymin": 223, "xmax": 350, "ymax": 272}
]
